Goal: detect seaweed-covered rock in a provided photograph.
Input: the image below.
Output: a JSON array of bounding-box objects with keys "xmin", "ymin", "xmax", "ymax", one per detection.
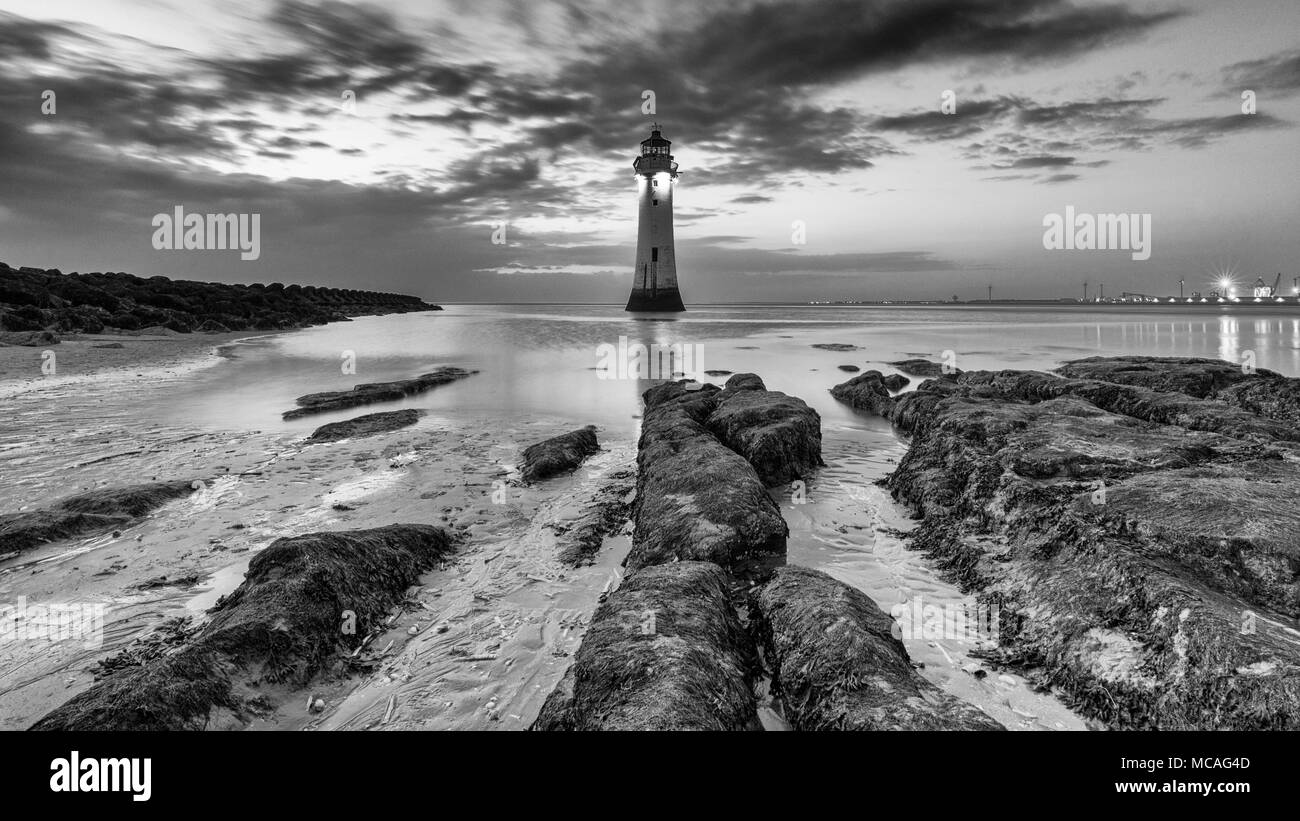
[
  {"xmin": 305, "ymin": 409, "xmax": 421, "ymax": 442},
  {"xmin": 1214, "ymin": 376, "xmax": 1300, "ymax": 428},
  {"xmin": 520, "ymin": 426, "xmax": 600, "ymax": 482},
  {"xmin": 0, "ymin": 330, "xmax": 60, "ymax": 346},
  {"xmin": 283, "ymin": 367, "xmax": 476, "ymax": 419},
  {"xmin": 627, "ymin": 381, "xmax": 786, "ymax": 573},
  {"xmin": 0, "ymin": 480, "xmax": 198, "ymax": 558},
  {"xmin": 0, "ymin": 260, "xmax": 441, "ymax": 335},
  {"xmin": 705, "ymin": 374, "xmax": 823, "ymax": 486},
  {"xmin": 960, "ymin": 369, "xmax": 1300, "ymax": 443},
  {"xmin": 753, "ymin": 566, "xmax": 1003, "ymax": 730},
  {"xmin": 31, "ymin": 524, "xmax": 454, "ymax": 730},
  {"xmin": 880, "ymin": 373, "xmax": 910, "ymax": 392},
  {"xmin": 1056, "ymin": 355, "xmax": 1275, "ymax": 396},
  {"xmin": 829, "ymin": 370, "xmax": 896, "ymax": 418},
  {"xmin": 888, "ymin": 358, "xmax": 958, "ymax": 378},
  {"xmin": 554, "ymin": 468, "xmax": 636, "ymax": 566},
  {"xmin": 812, "ymin": 343, "xmax": 859, "ymax": 352},
  {"xmin": 882, "ymin": 359, "xmax": 1300, "ymax": 729},
  {"xmin": 531, "ymin": 562, "xmax": 760, "ymax": 731}
]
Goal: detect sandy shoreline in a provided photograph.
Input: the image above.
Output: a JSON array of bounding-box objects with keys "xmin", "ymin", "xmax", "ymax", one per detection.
[
  {"xmin": 0, "ymin": 330, "xmax": 645, "ymax": 730},
  {"xmin": 0, "ymin": 330, "xmax": 271, "ymax": 396}
]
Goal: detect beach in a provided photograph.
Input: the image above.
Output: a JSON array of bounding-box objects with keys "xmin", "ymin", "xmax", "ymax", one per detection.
[{"xmin": 6, "ymin": 304, "xmax": 1300, "ymax": 730}]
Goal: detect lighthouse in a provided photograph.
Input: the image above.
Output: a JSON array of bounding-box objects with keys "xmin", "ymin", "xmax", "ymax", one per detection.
[{"xmin": 625, "ymin": 124, "xmax": 685, "ymax": 312}]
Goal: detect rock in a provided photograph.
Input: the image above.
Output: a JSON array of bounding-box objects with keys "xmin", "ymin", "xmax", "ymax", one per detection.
[
  {"xmin": 1216, "ymin": 377, "xmax": 1300, "ymax": 427},
  {"xmin": 531, "ymin": 562, "xmax": 761, "ymax": 730},
  {"xmin": 1055, "ymin": 355, "xmax": 1275, "ymax": 396},
  {"xmin": 888, "ymin": 358, "xmax": 959, "ymax": 378},
  {"xmin": 0, "ymin": 330, "xmax": 59, "ymax": 346},
  {"xmin": 960, "ymin": 368, "xmax": 1300, "ymax": 443},
  {"xmin": 837, "ymin": 364, "xmax": 860, "ymax": 372},
  {"xmin": 704, "ymin": 369, "xmax": 733, "ymax": 376},
  {"xmin": 283, "ymin": 367, "xmax": 477, "ymax": 420},
  {"xmin": 519, "ymin": 426, "xmax": 600, "ymax": 482},
  {"xmin": 305, "ymin": 409, "xmax": 422, "ymax": 442},
  {"xmin": 132, "ymin": 573, "xmax": 202, "ymax": 590},
  {"xmin": 0, "ymin": 480, "xmax": 198, "ymax": 558},
  {"xmin": 880, "ymin": 373, "xmax": 910, "ymax": 392},
  {"xmin": 554, "ymin": 468, "xmax": 636, "ymax": 566},
  {"xmin": 31, "ymin": 524, "xmax": 455, "ymax": 730},
  {"xmin": 626, "ymin": 381, "xmax": 786, "ymax": 574},
  {"xmin": 753, "ymin": 566, "xmax": 1004, "ymax": 730},
  {"xmin": 883, "ymin": 358, "xmax": 1300, "ymax": 729},
  {"xmin": 829, "ymin": 370, "xmax": 896, "ymax": 418},
  {"xmin": 0, "ymin": 261, "xmax": 441, "ymax": 335},
  {"xmin": 704, "ymin": 373, "xmax": 823, "ymax": 486},
  {"xmin": 92, "ymin": 342, "xmax": 125, "ymax": 349},
  {"xmin": 812, "ymin": 343, "xmax": 859, "ymax": 352}
]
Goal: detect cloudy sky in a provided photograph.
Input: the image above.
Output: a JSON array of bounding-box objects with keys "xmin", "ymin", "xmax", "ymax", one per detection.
[{"xmin": 1, "ymin": 0, "xmax": 1298, "ymax": 303}]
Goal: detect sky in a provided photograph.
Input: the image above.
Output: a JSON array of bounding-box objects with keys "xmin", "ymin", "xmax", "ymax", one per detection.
[{"xmin": 1, "ymin": 0, "xmax": 1298, "ymax": 303}]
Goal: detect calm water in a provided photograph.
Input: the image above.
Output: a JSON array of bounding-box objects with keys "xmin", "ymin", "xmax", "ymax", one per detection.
[{"xmin": 162, "ymin": 303, "xmax": 1300, "ymax": 435}]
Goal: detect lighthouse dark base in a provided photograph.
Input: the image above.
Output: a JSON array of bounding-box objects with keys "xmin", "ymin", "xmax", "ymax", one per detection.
[{"xmin": 625, "ymin": 287, "xmax": 685, "ymax": 312}]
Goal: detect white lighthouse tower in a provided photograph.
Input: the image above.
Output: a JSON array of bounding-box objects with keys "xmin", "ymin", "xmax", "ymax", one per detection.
[{"xmin": 625, "ymin": 124, "xmax": 685, "ymax": 312}]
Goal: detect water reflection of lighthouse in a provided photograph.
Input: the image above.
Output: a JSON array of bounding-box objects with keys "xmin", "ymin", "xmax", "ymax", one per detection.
[{"xmin": 625, "ymin": 124, "xmax": 685, "ymax": 312}]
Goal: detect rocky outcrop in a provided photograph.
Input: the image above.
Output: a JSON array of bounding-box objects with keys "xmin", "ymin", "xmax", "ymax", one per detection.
[
  {"xmin": 305, "ymin": 409, "xmax": 422, "ymax": 442},
  {"xmin": 1055, "ymin": 355, "xmax": 1275, "ymax": 396},
  {"xmin": 31, "ymin": 524, "xmax": 454, "ymax": 730},
  {"xmin": 0, "ymin": 330, "xmax": 59, "ymax": 346},
  {"xmin": 752, "ymin": 566, "xmax": 1003, "ymax": 730},
  {"xmin": 282, "ymin": 367, "xmax": 476, "ymax": 420},
  {"xmin": 876, "ymin": 357, "xmax": 1300, "ymax": 729},
  {"xmin": 531, "ymin": 562, "xmax": 761, "ymax": 731},
  {"xmin": 536, "ymin": 374, "xmax": 1012, "ymax": 732},
  {"xmin": 627, "ymin": 381, "xmax": 787, "ymax": 573},
  {"xmin": 812, "ymin": 343, "xmax": 859, "ymax": 352},
  {"xmin": 520, "ymin": 426, "xmax": 600, "ymax": 482},
  {"xmin": 888, "ymin": 358, "xmax": 959, "ymax": 378},
  {"xmin": 880, "ymin": 373, "xmax": 910, "ymax": 392},
  {"xmin": 962, "ymin": 369, "xmax": 1300, "ymax": 443},
  {"xmin": 0, "ymin": 480, "xmax": 198, "ymax": 558},
  {"xmin": 829, "ymin": 370, "xmax": 897, "ymax": 417},
  {"xmin": 1216, "ymin": 378, "xmax": 1300, "ymax": 428},
  {"xmin": 704, "ymin": 374, "xmax": 823, "ymax": 486},
  {"xmin": 1, "ymin": 261, "xmax": 441, "ymax": 335}
]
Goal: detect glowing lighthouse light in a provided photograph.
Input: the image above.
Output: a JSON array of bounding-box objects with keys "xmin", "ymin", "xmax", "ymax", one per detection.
[{"xmin": 625, "ymin": 124, "xmax": 685, "ymax": 312}]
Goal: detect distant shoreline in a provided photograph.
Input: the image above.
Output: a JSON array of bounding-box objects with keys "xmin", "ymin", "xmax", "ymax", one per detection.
[{"xmin": 429, "ymin": 300, "xmax": 1300, "ymax": 311}]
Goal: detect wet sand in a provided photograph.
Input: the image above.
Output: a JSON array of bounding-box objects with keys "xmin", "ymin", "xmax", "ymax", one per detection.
[{"xmin": 0, "ymin": 331, "xmax": 642, "ymax": 730}]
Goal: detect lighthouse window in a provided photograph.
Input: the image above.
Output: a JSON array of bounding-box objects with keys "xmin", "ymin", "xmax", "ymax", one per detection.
[
  {"xmin": 651, "ymin": 247, "xmax": 659, "ymax": 261},
  {"xmin": 653, "ymin": 199, "xmax": 659, "ymax": 206},
  {"xmin": 652, "ymin": 180, "xmax": 658, "ymax": 187}
]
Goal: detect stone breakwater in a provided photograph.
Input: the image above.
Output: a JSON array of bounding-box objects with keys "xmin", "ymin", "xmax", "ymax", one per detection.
[
  {"xmin": 0, "ymin": 261, "xmax": 440, "ymax": 337},
  {"xmin": 830, "ymin": 355, "xmax": 1300, "ymax": 730}
]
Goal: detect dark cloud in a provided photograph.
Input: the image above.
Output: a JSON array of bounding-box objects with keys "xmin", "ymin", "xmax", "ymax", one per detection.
[
  {"xmin": 871, "ymin": 94, "xmax": 1286, "ymax": 181},
  {"xmin": 1223, "ymin": 49, "xmax": 1300, "ymax": 97},
  {"xmin": 672, "ymin": 0, "xmax": 1184, "ymax": 90},
  {"xmin": 0, "ymin": 13, "xmax": 83, "ymax": 61}
]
